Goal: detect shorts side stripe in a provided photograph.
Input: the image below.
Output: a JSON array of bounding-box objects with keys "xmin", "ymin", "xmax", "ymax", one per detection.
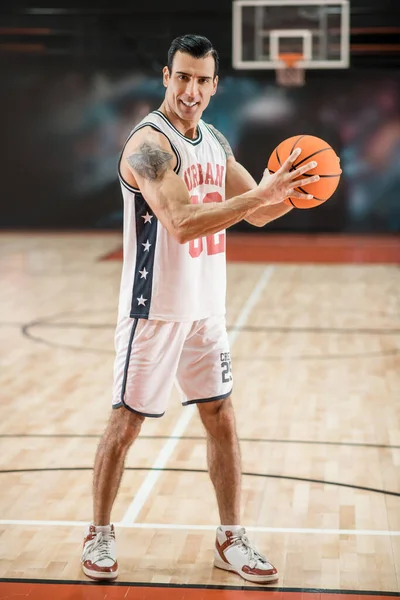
[
  {"xmin": 118, "ymin": 318, "xmax": 165, "ymax": 418},
  {"xmin": 120, "ymin": 318, "xmax": 138, "ymax": 406}
]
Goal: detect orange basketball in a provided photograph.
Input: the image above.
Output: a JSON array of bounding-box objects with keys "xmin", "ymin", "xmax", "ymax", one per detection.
[{"xmin": 267, "ymin": 134, "xmax": 342, "ymax": 209}]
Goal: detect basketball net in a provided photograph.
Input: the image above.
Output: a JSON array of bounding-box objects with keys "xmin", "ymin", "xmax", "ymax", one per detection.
[{"xmin": 275, "ymin": 53, "xmax": 305, "ymax": 87}]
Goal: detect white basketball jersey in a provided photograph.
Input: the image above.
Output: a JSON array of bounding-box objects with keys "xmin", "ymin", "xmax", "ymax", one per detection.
[{"xmin": 117, "ymin": 110, "xmax": 227, "ymax": 322}]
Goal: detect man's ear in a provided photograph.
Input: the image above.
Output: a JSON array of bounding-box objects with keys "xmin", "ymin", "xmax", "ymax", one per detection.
[{"xmin": 163, "ymin": 66, "xmax": 169, "ymax": 88}]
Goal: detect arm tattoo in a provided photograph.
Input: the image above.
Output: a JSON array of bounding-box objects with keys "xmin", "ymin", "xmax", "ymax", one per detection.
[
  {"xmin": 207, "ymin": 124, "xmax": 234, "ymax": 158},
  {"xmin": 127, "ymin": 142, "xmax": 173, "ymax": 181}
]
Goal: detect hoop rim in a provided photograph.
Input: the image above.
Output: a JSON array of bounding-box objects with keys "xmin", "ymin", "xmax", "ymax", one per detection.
[{"xmin": 278, "ymin": 52, "xmax": 304, "ymax": 68}]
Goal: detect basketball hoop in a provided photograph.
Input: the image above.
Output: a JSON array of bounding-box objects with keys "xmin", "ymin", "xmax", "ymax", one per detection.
[{"xmin": 276, "ymin": 53, "xmax": 305, "ymax": 87}]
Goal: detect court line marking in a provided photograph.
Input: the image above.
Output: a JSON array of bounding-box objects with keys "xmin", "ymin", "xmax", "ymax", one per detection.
[
  {"xmin": 120, "ymin": 266, "xmax": 275, "ymax": 525},
  {"xmin": 1, "ymin": 520, "xmax": 399, "ymax": 536}
]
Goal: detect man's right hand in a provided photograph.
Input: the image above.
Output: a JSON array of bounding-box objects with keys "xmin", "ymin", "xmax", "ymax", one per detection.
[{"xmin": 257, "ymin": 148, "xmax": 320, "ymax": 206}]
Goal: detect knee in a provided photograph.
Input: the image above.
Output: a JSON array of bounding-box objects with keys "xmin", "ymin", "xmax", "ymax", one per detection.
[
  {"xmin": 200, "ymin": 396, "xmax": 233, "ymax": 419},
  {"xmin": 198, "ymin": 397, "xmax": 235, "ymax": 436},
  {"xmin": 106, "ymin": 407, "xmax": 145, "ymax": 449}
]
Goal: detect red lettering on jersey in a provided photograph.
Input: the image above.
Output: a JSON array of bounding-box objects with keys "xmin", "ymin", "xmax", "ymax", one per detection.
[
  {"xmin": 214, "ymin": 164, "xmax": 225, "ymax": 188},
  {"xmin": 205, "ymin": 162, "xmax": 215, "ymax": 185},
  {"xmin": 190, "ymin": 164, "xmax": 199, "ymax": 188},
  {"xmin": 184, "ymin": 169, "xmax": 192, "ymax": 191},
  {"xmin": 185, "ymin": 163, "xmax": 224, "ymax": 190},
  {"xmin": 197, "ymin": 163, "xmax": 204, "ymax": 185}
]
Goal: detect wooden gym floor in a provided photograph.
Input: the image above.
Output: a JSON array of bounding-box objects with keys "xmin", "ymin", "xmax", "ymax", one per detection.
[{"xmin": 0, "ymin": 231, "xmax": 399, "ymax": 599}]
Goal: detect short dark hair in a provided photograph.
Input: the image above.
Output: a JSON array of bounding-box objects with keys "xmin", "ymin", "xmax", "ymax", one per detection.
[{"xmin": 167, "ymin": 34, "xmax": 219, "ymax": 78}]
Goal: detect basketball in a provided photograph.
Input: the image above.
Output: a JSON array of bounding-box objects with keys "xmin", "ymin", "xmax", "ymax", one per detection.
[{"xmin": 267, "ymin": 134, "xmax": 342, "ymax": 209}]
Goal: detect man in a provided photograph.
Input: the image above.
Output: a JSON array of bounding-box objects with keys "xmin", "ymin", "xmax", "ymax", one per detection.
[{"xmin": 81, "ymin": 34, "xmax": 318, "ymax": 584}]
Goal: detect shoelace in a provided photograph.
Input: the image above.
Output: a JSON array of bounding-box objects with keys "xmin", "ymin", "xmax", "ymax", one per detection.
[
  {"xmin": 82, "ymin": 531, "xmax": 115, "ymax": 563},
  {"xmin": 228, "ymin": 528, "xmax": 269, "ymax": 569}
]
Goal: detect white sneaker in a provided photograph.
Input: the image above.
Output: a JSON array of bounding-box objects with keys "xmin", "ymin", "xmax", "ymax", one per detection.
[
  {"xmin": 81, "ymin": 524, "xmax": 119, "ymax": 580},
  {"xmin": 214, "ymin": 527, "xmax": 279, "ymax": 584}
]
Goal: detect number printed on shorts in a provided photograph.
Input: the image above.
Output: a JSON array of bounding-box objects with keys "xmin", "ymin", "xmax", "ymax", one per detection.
[
  {"xmin": 220, "ymin": 352, "xmax": 232, "ymax": 384},
  {"xmin": 189, "ymin": 193, "xmax": 226, "ymax": 258}
]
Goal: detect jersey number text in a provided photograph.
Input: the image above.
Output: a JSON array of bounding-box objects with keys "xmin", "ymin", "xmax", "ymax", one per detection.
[{"xmin": 189, "ymin": 192, "xmax": 226, "ymax": 258}]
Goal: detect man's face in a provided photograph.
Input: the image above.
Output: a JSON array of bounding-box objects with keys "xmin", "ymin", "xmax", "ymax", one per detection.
[{"xmin": 163, "ymin": 51, "xmax": 218, "ymax": 121}]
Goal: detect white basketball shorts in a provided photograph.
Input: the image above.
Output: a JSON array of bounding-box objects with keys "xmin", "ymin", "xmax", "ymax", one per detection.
[{"xmin": 112, "ymin": 315, "xmax": 233, "ymax": 417}]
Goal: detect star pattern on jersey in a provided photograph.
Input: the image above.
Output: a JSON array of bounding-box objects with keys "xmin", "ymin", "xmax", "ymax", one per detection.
[
  {"xmin": 142, "ymin": 212, "xmax": 153, "ymax": 224},
  {"xmin": 133, "ymin": 205, "xmax": 156, "ymax": 315},
  {"xmin": 142, "ymin": 240, "xmax": 151, "ymax": 252}
]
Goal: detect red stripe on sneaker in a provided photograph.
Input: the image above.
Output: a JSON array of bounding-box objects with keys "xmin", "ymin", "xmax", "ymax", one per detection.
[{"xmin": 215, "ymin": 540, "xmax": 230, "ymax": 564}]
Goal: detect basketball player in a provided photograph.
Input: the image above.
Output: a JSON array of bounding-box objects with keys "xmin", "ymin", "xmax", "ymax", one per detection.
[{"xmin": 81, "ymin": 34, "xmax": 319, "ymax": 584}]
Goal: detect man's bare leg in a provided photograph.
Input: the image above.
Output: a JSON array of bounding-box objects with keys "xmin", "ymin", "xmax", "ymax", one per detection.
[
  {"xmin": 93, "ymin": 407, "xmax": 145, "ymax": 525},
  {"xmin": 197, "ymin": 397, "xmax": 241, "ymax": 524}
]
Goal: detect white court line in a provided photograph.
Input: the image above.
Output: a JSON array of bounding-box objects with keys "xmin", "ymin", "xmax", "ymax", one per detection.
[
  {"xmin": 120, "ymin": 266, "xmax": 275, "ymax": 525},
  {"xmin": 1, "ymin": 520, "xmax": 399, "ymax": 536}
]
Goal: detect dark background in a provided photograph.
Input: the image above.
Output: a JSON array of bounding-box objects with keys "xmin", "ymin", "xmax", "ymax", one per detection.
[{"xmin": 1, "ymin": 1, "xmax": 399, "ymax": 233}]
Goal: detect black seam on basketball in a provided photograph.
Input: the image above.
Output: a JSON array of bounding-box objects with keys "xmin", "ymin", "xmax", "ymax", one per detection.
[
  {"xmin": 275, "ymin": 147, "xmax": 282, "ymax": 167},
  {"xmin": 293, "ymin": 147, "xmax": 332, "ymax": 169},
  {"xmin": 289, "ymin": 136, "xmax": 307, "ymax": 172},
  {"xmin": 302, "ymin": 173, "xmax": 341, "ymax": 178},
  {"xmin": 297, "ymin": 186, "xmax": 324, "ymax": 201},
  {"xmin": 288, "ymin": 197, "xmax": 296, "ymax": 207},
  {"xmin": 290, "ymin": 135, "xmax": 306, "ymax": 155}
]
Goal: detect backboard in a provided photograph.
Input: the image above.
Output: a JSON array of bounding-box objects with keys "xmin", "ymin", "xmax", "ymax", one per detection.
[{"xmin": 232, "ymin": 0, "xmax": 350, "ymax": 74}]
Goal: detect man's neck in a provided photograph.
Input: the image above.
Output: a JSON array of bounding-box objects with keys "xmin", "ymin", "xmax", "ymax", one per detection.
[{"xmin": 158, "ymin": 102, "xmax": 199, "ymax": 140}]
